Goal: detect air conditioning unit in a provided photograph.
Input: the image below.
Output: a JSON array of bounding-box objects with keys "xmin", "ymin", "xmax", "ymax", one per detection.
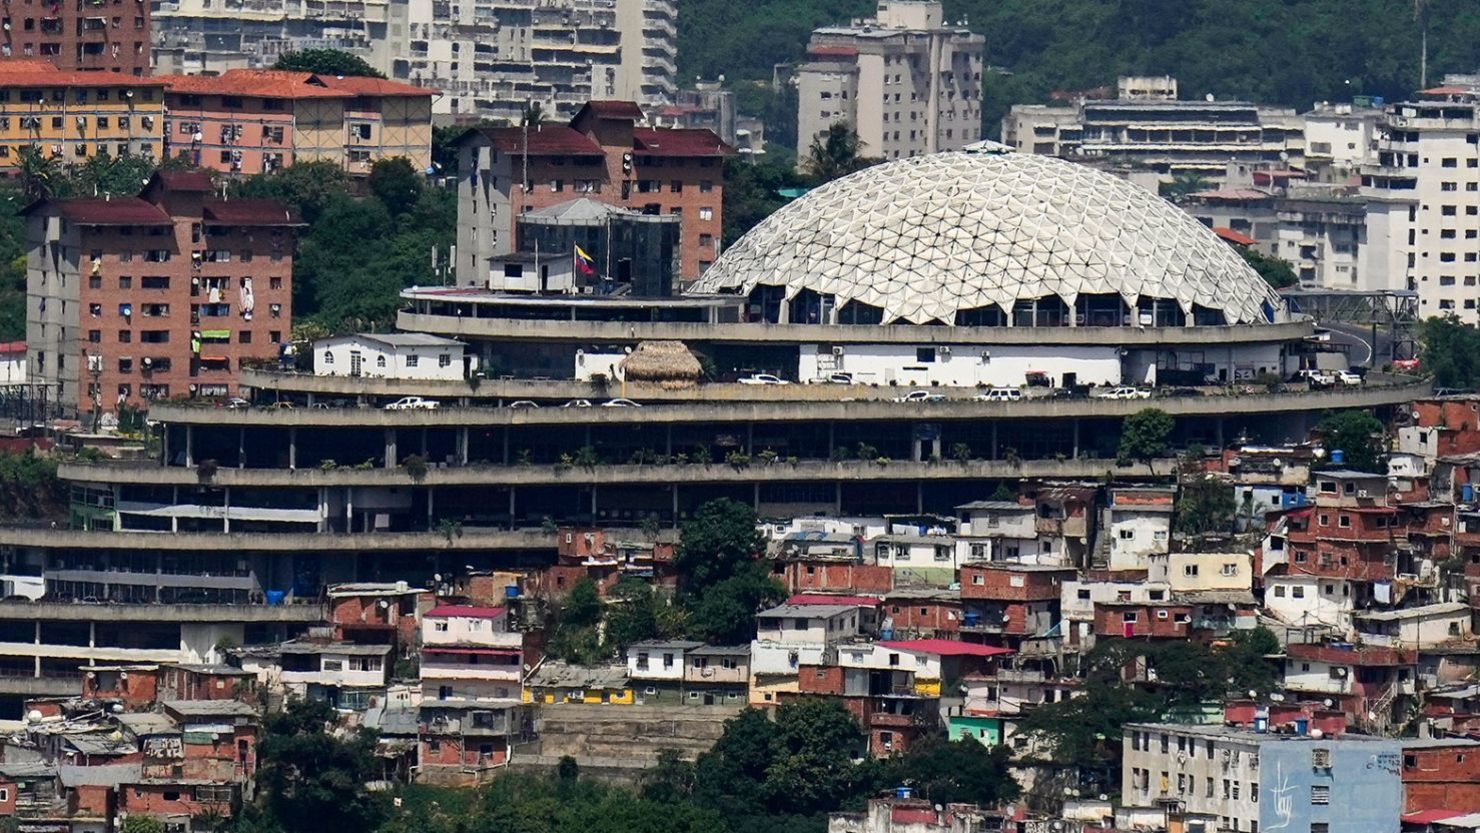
[
  {"xmin": 937, "ymin": 345, "xmax": 951, "ymax": 355},
  {"xmin": 1357, "ymin": 489, "xmax": 1370, "ymax": 498},
  {"xmin": 832, "ymin": 346, "xmax": 844, "ymax": 356}
]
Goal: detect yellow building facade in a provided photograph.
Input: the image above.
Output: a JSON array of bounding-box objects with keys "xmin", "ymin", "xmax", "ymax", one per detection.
[{"xmin": 0, "ymin": 61, "xmax": 165, "ymax": 169}]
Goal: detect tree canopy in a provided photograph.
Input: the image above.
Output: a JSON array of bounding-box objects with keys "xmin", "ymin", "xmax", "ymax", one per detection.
[
  {"xmin": 1240, "ymin": 247, "xmax": 1300, "ymax": 290},
  {"xmin": 273, "ymin": 48, "xmax": 386, "ymax": 78},
  {"xmin": 255, "ymin": 698, "xmax": 387, "ymax": 833},
  {"xmin": 1117, "ymin": 408, "xmax": 1174, "ymax": 467},
  {"xmin": 1317, "ymin": 409, "xmax": 1385, "ymax": 472},
  {"xmin": 1421, "ymin": 315, "xmax": 1480, "ymax": 389}
]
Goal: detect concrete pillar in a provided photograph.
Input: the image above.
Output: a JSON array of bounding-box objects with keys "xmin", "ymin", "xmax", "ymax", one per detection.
[
  {"xmin": 457, "ymin": 427, "xmax": 469, "ymax": 465},
  {"xmin": 1072, "ymin": 420, "xmax": 1080, "ymax": 460},
  {"xmin": 1216, "ymin": 417, "xmax": 1225, "ymax": 449},
  {"xmin": 318, "ymin": 487, "xmax": 329, "ymax": 533},
  {"xmin": 155, "ymin": 553, "xmax": 163, "ymax": 603},
  {"xmin": 665, "ymin": 425, "xmax": 673, "ymax": 458},
  {"xmin": 238, "ymin": 427, "xmax": 245, "ymax": 468},
  {"xmin": 288, "ymin": 427, "xmax": 297, "ymax": 470},
  {"xmin": 170, "ymin": 487, "xmax": 179, "ymax": 533},
  {"xmin": 828, "ymin": 422, "xmax": 835, "ymax": 459},
  {"xmin": 990, "ymin": 423, "xmax": 998, "ymax": 461},
  {"xmin": 427, "ymin": 488, "xmax": 434, "ymax": 530},
  {"xmin": 384, "ymin": 428, "xmax": 398, "ymax": 467},
  {"xmin": 184, "ymin": 425, "xmax": 194, "ymax": 467},
  {"xmin": 753, "ymin": 482, "xmax": 760, "ymax": 511},
  {"xmin": 88, "ymin": 621, "xmax": 95, "ymax": 648},
  {"xmin": 420, "ymin": 428, "xmax": 428, "ymax": 458},
  {"xmin": 222, "ymin": 487, "xmax": 231, "ymax": 534},
  {"xmin": 912, "ymin": 437, "xmax": 923, "ymax": 462},
  {"xmin": 834, "ymin": 482, "xmax": 842, "ymax": 514},
  {"xmin": 590, "ymin": 487, "xmax": 597, "ymax": 520},
  {"xmin": 346, "ymin": 488, "xmax": 354, "ymax": 532},
  {"xmin": 33, "ymin": 621, "xmax": 40, "ymax": 677},
  {"xmin": 502, "ymin": 428, "xmax": 510, "ymax": 465},
  {"xmin": 746, "ymin": 423, "xmax": 754, "ymax": 455},
  {"xmin": 508, "ymin": 488, "xmax": 516, "ymax": 531},
  {"xmin": 161, "ymin": 426, "xmax": 169, "ymax": 467},
  {"xmin": 916, "ymin": 482, "xmax": 924, "ymax": 514},
  {"xmin": 671, "ymin": 484, "xmax": 679, "ymax": 527}
]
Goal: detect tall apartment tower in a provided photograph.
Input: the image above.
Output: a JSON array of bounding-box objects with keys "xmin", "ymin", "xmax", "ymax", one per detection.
[
  {"xmin": 4, "ymin": 0, "xmax": 151, "ymax": 74},
  {"xmin": 794, "ymin": 0, "xmax": 984, "ymax": 165},
  {"xmin": 1360, "ymin": 84, "xmax": 1480, "ymax": 322}
]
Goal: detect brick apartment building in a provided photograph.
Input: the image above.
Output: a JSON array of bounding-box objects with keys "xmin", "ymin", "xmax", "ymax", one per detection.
[
  {"xmin": 0, "ymin": 61, "xmax": 165, "ymax": 169},
  {"xmin": 25, "ymin": 170, "xmax": 298, "ymax": 416},
  {"xmin": 958, "ymin": 564, "xmax": 1074, "ymax": 648},
  {"xmin": 0, "ymin": 0, "xmax": 151, "ymax": 74},
  {"xmin": 455, "ymin": 100, "xmax": 733, "ymax": 287},
  {"xmin": 157, "ymin": 70, "xmax": 437, "ymax": 176}
]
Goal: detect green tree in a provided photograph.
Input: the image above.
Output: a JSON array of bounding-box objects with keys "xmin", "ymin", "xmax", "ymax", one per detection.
[
  {"xmin": 522, "ymin": 101, "xmax": 548, "ymax": 127},
  {"xmin": 1318, "ymin": 409, "xmax": 1385, "ymax": 471},
  {"xmin": 1421, "ymin": 315, "xmax": 1480, "ymax": 388},
  {"xmin": 802, "ymin": 121, "xmax": 876, "ymax": 184},
  {"xmin": 604, "ymin": 578, "xmax": 687, "ymax": 651},
  {"xmin": 256, "ymin": 699, "xmax": 386, "ymax": 833},
  {"xmin": 684, "ymin": 563, "xmax": 784, "ymax": 645},
  {"xmin": 1174, "ymin": 475, "xmax": 1237, "ymax": 535},
  {"xmin": 16, "ymin": 146, "xmax": 62, "ymax": 201},
  {"xmin": 119, "ymin": 818, "xmax": 163, "ymax": 833},
  {"xmin": 673, "ymin": 498, "xmax": 765, "ymax": 594},
  {"xmin": 273, "ymin": 48, "xmax": 385, "ymax": 78},
  {"xmin": 235, "ymin": 160, "xmax": 353, "ymax": 224},
  {"xmin": 1160, "ymin": 172, "xmax": 1210, "ymax": 201},
  {"xmin": 1117, "ymin": 408, "xmax": 1173, "ymax": 468},
  {"xmin": 883, "ymin": 738, "xmax": 1021, "ymax": 806},
  {"xmin": 1241, "ymin": 247, "xmax": 1299, "ymax": 290},
  {"xmin": 368, "ymin": 157, "xmax": 425, "ymax": 215},
  {"xmin": 721, "ymin": 156, "xmax": 807, "ymax": 246}
]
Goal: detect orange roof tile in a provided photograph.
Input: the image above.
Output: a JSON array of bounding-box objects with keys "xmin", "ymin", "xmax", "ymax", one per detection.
[
  {"xmin": 0, "ymin": 59, "xmax": 167, "ymax": 88},
  {"xmin": 158, "ymin": 69, "xmax": 352, "ymax": 99},
  {"xmin": 316, "ymin": 74, "xmax": 437, "ymax": 98}
]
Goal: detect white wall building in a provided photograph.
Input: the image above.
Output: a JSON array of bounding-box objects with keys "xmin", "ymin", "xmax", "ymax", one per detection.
[
  {"xmin": 1149, "ymin": 551, "xmax": 1252, "ymax": 593},
  {"xmin": 626, "ymin": 639, "xmax": 702, "ymax": 683},
  {"xmin": 315, "ymin": 333, "xmax": 471, "ymax": 381},
  {"xmin": 1107, "ymin": 490, "xmax": 1174, "ymax": 571},
  {"xmin": 798, "ymin": 342, "xmax": 1120, "ymax": 388},
  {"xmin": 422, "ymin": 604, "xmax": 518, "ymax": 648},
  {"xmin": 0, "ymin": 342, "xmax": 25, "ymax": 385},
  {"xmin": 750, "ymin": 602, "xmax": 864, "ymax": 705},
  {"xmin": 1302, "ymin": 102, "xmax": 1382, "ymax": 174},
  {"xmin": 1263, "ymin": 575, "xmax": 1357, "ymax": 631},
  {"xmin": 795, "ymin": 0, "xmax": 984, "ymax": 165},
  {"xmin": 1360, "ymin": 86, "xmax": 1480, "ymax": 319},
  {"xmin": 1354, "ymin": 602, "xmax": 1473, "ymax": 649}
]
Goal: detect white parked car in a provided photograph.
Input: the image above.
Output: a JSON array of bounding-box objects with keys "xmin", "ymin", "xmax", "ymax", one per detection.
[
  {"xmin": 602, "ymin": 398, "xmax": 642, "ymax": 408},
  {"xmin": 562, "ymin": 399, "xmax": 593, "ymax": 408},
  {"xmin": 1096, "ymin": 387, "xmax": 1152, "ymax": 400},
  {"xmin": 819, "ymin": 372, "xmax": 855, "ymax": 384},
  {"xmin": 1292, "ymin": 369, "xmax": 1336, "ymax": 387},
  {"xmin": 892, "ymin": 390, "xmax": 945, "ymax": 403},
  {"xmin": 1335, "ymin": 370, "xmax": 1363, "ymax": 386},
  {"xmin": 974, "ymin": 387, "xmax": 1023, "ymax": 402},
  {"xmin": 508, "ymin": 400, "xmax": 539, "ymax": 409},
  {"xmin": 383, "ymin": 396, "xmax": 439, "ymax": 411},
  {"xmin": 738, "ymin": 373, "xmax": 790, "ymax": 385}
]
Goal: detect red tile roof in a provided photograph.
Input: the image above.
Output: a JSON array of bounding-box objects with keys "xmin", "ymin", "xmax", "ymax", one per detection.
[
  {"xmin": 0, "ymin": 60, "xmax": 167, "ymax": 88},
  {"xmin": 0, "ymin": 341, "xmax": 24, "ymax": 355},
  {"xmin": 316, "ymin": 74, "xmax": 438, "ymax": 98},
  {"xmin": 879, "ymin": 639, "xmax": 1014, "ymax": 658},
  {"xmin": 158, "ymin": 69, "xmax": 354, "ymax": 100},
  {"xmin": 425, "ymin": 605, "xmax": 506, "ymax": 619},
  {"xmin": 578, "ymin": 100, "xmax": 646, "ymax": 121},
  {"xmin": 1213, "ymin": 226, "xmax": 1257, "ymax": 246},
  {"xmin": 632, "ymin": 127, "xmax": 732, "ymax": 157},
  {"xmin": 1403, "ymin": 810, "xmax": 1465, "ymax": 824},
  {"xmin": 474, "ymin": 125, "xmax": 603, "ymax": 156},
  {"xmin": 39, "ymin": 198, "xmax": 171, "ymax": 226},
  {"xmin": 202, "ymin": 199, "xmax": 304, "ymax": 226},
  {"xmin": 808, "ymin": 45, "xmax": 859, "ymax": 58},
  {"xmin": 787, "ymin": 594, "xmax": 880, "ymax": 607}
]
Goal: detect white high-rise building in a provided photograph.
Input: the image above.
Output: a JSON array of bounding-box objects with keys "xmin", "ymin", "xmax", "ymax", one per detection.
[
  {"xmin": 152, "ymin": 0, "xmax": 677, "ymax": 123},
  {"xmin": 794, "ymin": 0, "xmax": 984, "ymax": 166},
  {"xmin": 1360, "ymin": 85, "xmax": 1480, "ymax": 321}
]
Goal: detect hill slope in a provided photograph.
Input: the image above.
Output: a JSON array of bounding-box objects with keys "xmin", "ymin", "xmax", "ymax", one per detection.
[{"xmin": 677, "ymin": 0, "xmax": 1480, "ymax": 134}]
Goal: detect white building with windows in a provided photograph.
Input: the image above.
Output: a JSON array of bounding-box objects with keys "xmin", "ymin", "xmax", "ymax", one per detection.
[
  {"xmin": 1360, "ymin": 83, "xmax": 1480, "ymax": 320},
  {"xmin": 795, "ymin": 1, "xmax": 984, "ymax": 165},
  {"xmin": 750, "ymin": 602, "xmax": 865, "ymax": 705},
  {"xmin": 1106, "ymin": 488, "xmax": 1174, "ymax": 571},
  {"xmin": 314, "ymin": 333, "xmax": 471, "ymax": 381}
]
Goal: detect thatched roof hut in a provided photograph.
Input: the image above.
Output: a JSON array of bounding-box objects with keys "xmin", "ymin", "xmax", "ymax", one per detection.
[{"xmin": 620, "ymin": 341, "xmax": 702, "ymax": 389}]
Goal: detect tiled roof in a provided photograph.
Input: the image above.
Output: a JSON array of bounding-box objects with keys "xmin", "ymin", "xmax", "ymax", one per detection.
[
  {"xmin": 473, "ymin": 125, "xmax": 604, "ymax": 156},
  {"xmin": 43, "ymin": 198, "xmax": 171, "ymax": 226},
  {"xmin": 1213, "ymin": 226, "xmax": 1257, "ymax": 246},
  {"xmin": 159, "ymin": 69, "xmax": 354, "ymax": 99},
  {"xmin": 0, "ymin": 60, "xmax": 166, "ymax": 88},
  {"xmin": 202, "ymin": 199, "xmax": 303, "ymax": 226},
  {"xmin": 578, "ymin": 100, "xmax": 646, "ymax": 121},
  {"xmin": 632, "ymin": 127, "xmax": 732, "ymax": 157},
  {"xmin": 317, "ymin": 74, "xmax": 437, "ymax": 97}
]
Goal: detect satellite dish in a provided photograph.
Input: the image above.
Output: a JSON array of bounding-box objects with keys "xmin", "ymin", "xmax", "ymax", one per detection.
[
  {"xmin": 25, "ymin": 710, "xmax": 42, "ymax": 722},
  {"xmin": 1205, "ymin": 93, "xmax": 1215, "ymax": 102}
]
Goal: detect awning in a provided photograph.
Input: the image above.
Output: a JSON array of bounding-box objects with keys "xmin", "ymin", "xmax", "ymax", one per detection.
[{"xmin": 199, "ymin": 329, "xmax": 230, "ymax": 339}]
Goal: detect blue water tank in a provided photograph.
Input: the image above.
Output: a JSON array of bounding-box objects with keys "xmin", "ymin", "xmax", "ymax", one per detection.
[
  {"xmin": 963, "ymin": 612, "xmax": 982, "ymax": 627},
  {"xmin": 895, "ymin": 787, "xmax": 913, "ymax": 800},
  {"xmin": 1464, "ymin": 483, "xmax": 1475, "ymax": 504},
  {"xmin": 1254, "ymin": 717, "xmax": 1269, "ymax": 734},
  {"xmin": 264, "ymin": 590, "xmax": 286, "ymax": 606},
  {"xmin": 505, "ymin": 585, "xmax": 520, "ymax": 599},
  {"xmin": 880, "ymin": 628, "xmax": 894, "ymax": 640},
  {"xmin": 1330, "ymin": 449, "xmax": 1345, "ymax": 464},
  {"xmin": 1293, "ymin": 718, "xmax": 1309, "ymax": 735}
]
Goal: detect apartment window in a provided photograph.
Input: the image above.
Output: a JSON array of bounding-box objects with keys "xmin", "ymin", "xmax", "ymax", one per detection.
[
  {"xmin": 118, "ymin": 331, "xmax": 131, "ymax": 343},
  {"xmin": 1183, "ymin": 564, "xmax": 1199, "ymax": 577},
  {"xmin": 1443, "ymin": 205, "xmax": 1457, "ymax": 216},
  {"xmin": 1442, "ymin": 157, "xmax": 1457, "ymax": 167},
  {"xmin": 698, "ymin": 207, "xmax": 714, "ymax": 221},
  {"xmin": 238, "ymin": 331, "xmax": 251, "ymax": 344},
  {"xmin": 1292, "ymin": 586, "xmax": 1305, "ymax": 598},
  {"xmin": 699, "ymin": 180, "xmax": 714, "ymax": 193},
  {"xmin": 406, "ymin": 355, "xmax": 418, "ymax": 367},
  {"xmin": 88, "ymin": 329, "xmax": 100, "ymax": 343},
  {"xmin": 1221, "ymin": 563, "xmax": 1238, "ymax": 577},
  {"xmin": 1338, "ymin": 515, "xmax": 1351, "ymax": 528},
  {"xmin": 270, "ymin": 277, "xmax": 283, "ymax": 290}
]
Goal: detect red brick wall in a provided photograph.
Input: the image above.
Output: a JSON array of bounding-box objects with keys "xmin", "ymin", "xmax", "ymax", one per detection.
[
  {"xmin": 798, "ymin": 664, "xmax": 844, "ymax": 695},
  {"xmin": 83, "ymin": 668, "xmax": 159, "ymax": 708},
  {"xmin": 780, "ymin": 561, "xmax": 893, "ymax": 594},
  {"xmin": 9, "ymin": 7, "xmax": 151, "ymax": 74},
  {"xmin": 72, "ymin": 784, "xmax": 111, "ymax": 817},
  {"xmin": 960, "ymin": 567, "xmax": 1071, "ymax": 601},
  {"xmin": 1092, "ymin": 605, "xmax": 1191, "ymax": 638},
  {"xmin": 0, "ymin": 777, "xmax": 16, "ymax": 816},
  {"xmin": 884, "ymin": 600, "xmax": 960, "ymax": 634},
  {"xmin": 71, "ymin": 196, "xmax": 294, "ymax": 413},
  {"xmin": 121, "ymin": 783, "xmax": 230, "ymax": 817},
  {"xmin": 1403, "ymin": 745, "xmax": 1480, "ymax": 813}
]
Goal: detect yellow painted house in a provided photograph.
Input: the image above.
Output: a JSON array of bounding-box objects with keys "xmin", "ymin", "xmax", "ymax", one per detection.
[
  {"xmin": 0, "ymin": 60, "xmax": 166, "ymax": 168},
  {"xmin": 522, "ymin": 660, "xmax": 634, "ymax": 705}
]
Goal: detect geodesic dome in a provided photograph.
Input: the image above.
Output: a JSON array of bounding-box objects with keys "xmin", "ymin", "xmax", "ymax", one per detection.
[{"xmin": 695, "ymin": 145, "xmax": 1284, "ymax": 326}]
